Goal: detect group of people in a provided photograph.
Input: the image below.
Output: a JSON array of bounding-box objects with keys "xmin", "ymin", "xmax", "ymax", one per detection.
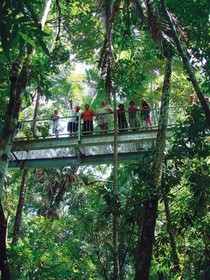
[
  {"xmin": 14, "ymin": 93, "xmax": 209, "ymax": 138},
  {"xmin": 117, "ymin": 100, "xmax": 152, "ymax": 132},
  {"xmin": 51, "ymin": 99, "xmax": 152, "ymax": 137}
]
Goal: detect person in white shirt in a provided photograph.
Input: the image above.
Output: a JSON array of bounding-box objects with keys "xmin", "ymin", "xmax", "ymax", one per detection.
[
  {"xmin": 96, "ymin": 100, "xmax": 113, "ymax": 133},
  {"xmin": 51, "ymin": 109, "xmax": 60, "ymax": 138},
  {"xmin": 67, "ymin": 100, "xmax": 81, "ymax": 136}
]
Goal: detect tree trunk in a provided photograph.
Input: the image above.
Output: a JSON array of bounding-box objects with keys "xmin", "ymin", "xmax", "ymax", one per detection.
[
  {"xmin": 41, "ymin": 0, "xmax": 52, "ymax": 28},
  {"xmin": 113, "ymin": 209, "xmax": 120, "ymax": 280},
  {"xmin": 163, "ymin": 194, "xmax": 180, "ymax": 272},
  {"xmin": 112, "ymin": 85, "xmax": 120, "ymax": 279},
  {"xmin": 0, "ymin": 0, "xmax": 53, "ymax": 198},
  {"xmin": 0, "ymin": 56, "xmax": 30, "ymax": 278},
  {"xmin": 0, "ymin": 56, "xmax": 24, "ymax": 197},
  {"xmin": 0, "ymin": 200, "xmax": 11, "ymax": 280},
  {"xmin": 31, "ymin": 90, "xmax": 41, "ymax": 134},
  {"xmin": 12, "ymin": 169, "xmax": 29, "ymax": 245},
  {"xmin": 135, "ymin": 197, "xmax": 158, "ymax": 280},
  {"xmin": 0, "ymin": 3, "xmax": 52, "ymax": 278},
  {"xmin": 162, "ymin": 173, "xmax": 180, "ymax": 272},
  {"xmin": 161, "ymin": 0, "xmax": 210, "ymax": 127},
  {"xmin": 135, "ymin": 55, "xmax": 173, "ymax": 279}
]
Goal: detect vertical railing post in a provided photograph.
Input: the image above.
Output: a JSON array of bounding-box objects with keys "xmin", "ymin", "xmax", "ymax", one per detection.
[{"xmin": 78, "ymin": 114, "xmax": 81, "ymax": 143}]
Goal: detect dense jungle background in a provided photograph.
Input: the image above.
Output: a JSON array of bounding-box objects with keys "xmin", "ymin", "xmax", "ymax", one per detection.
[{"xmin": 0, "ymin": 0, "xmax": 209, "ymax": 279}]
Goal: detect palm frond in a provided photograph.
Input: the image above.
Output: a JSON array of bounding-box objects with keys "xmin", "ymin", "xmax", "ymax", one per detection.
[
  {"xmin": 144, "ymin": 0, "xmax": 163, "ymax": 44},
  {"xmin": 166, "ymin": 7, "xmax": 188, "ymax": 42}
]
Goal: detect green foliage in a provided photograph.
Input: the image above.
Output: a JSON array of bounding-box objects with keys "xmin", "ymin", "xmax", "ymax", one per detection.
[
  {"xmin": 1, "ymin": 0, "xmax": 209, "ymax": 279},
  {"xmin": 10, "ymin": 216, "xmax": 99, "ymax": 279},
  {"xmin": 62, "ymin": 0, "xmax": 104, "ymax": 63},
  {"xmin": 0, "ymin": 0, "xmax": 50, "ymax": 60},
  {"xmin": 153, "ymin": 105, "xmax": 210, "ymax": 279},
  {"xmin": 6, "ymin": 103, "xmax": 210, "ymax": 278},
  {"xmin": 167, "ymin": 0, "xmax": 209, "ymax": 94},
  {"xmin": 170, "ymin": 105, "xmax": 209, "ymax": 159}
]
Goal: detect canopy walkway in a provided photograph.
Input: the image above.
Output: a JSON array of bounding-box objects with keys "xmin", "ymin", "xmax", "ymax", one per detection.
[{"xmin": 1, "ymin": 106, "xmax": 195, "ymax": 169}]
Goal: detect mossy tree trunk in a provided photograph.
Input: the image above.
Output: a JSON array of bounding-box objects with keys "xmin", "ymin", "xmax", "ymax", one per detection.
[
  {"xmin": 135, "ymin": 54, "xmax": 173, "ymax": 279},
  {"xmin": 0, "ymin": 199, "xmax": 11, "ymax": 280},
  {"xmin": 12, "ymin": 169, "xmax": 29, "ymax": 245}
]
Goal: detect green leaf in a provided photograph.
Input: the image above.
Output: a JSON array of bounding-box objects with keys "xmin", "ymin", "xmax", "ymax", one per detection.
[
  {"xmin": 23, "ymin": 1, "xmax": 39, "ymax": 22},
  {"xmin": 19, "ymin": 32, "xmax": 36, "ymax": 47},
  {"xmin": 36, "ymin": 36, "xmax": 50, "ymax": 57}
]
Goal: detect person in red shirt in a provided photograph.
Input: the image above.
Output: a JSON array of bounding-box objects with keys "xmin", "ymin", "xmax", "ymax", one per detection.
[{"xmin": 81, "ymin": 104, "xmax": 96, "ymax": 135}]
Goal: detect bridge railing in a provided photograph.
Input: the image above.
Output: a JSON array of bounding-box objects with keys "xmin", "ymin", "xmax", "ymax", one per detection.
[{"xmin": 14, "ymin": 106, "xmax": 188, "ymax": 140}]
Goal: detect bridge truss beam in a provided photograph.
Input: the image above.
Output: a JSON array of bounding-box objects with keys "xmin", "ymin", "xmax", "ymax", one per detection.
[{"xmin": 8, "ymin": 151, "xmax": 147, "ymax": 169}]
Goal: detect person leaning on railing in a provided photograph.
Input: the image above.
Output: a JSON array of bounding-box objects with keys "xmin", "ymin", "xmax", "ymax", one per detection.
[
  {"xmin": 51, "ymin": 109, "xmax": 60, "ymax": 138},
  {"xmin": 68, "ymin": 100, "xmax": 81, "ymax": 136},
  {"xmin": 81, "ymin": 104, "xmax": 96, "ymax": 135},
  {"xmin": 127, "ymin": 100, "xmax": 140, "ymax": 131},
  {"xmin": 141, "ymin": 99, "xmax": 152, "ymax": 129},
  {"xmin": 117, "ymin": 103, "xmax": 128, "ymax": 132}
]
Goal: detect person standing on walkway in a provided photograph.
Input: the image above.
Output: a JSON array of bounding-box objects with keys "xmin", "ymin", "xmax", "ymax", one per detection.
[
  {"xmin": 141, "ymin": 100, "xmax": 152, "ymax": 129},
  {"xmin": 127, "ymin": 100, "xmax": 140, "ymax": 131},
  {"xmin": 51, "ymin": 109, "xmax": 60, "ymax": 138},
  {"xmin": 67, "ymin": 100, "xmax": 81, "ymax": 136},
  {"xmin": 117, "ymin": 103, "xmax": 128, "ymax": 132},
  {"xmin": 96, "ymin": 100, "xmax": 113, "ymax": 133},
  {"xmin": 81, "ymin": 104, "xmax": 96, "ymax": 135}
]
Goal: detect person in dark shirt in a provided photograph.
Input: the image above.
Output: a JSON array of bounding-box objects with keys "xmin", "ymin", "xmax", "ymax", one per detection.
[
  {"xmin": 117, "ymin": 103, "xmax": 128, "ymax": 132},
  {"xmin": 127, "ymin": 100, "xmax": 140, "ymax": 131}
]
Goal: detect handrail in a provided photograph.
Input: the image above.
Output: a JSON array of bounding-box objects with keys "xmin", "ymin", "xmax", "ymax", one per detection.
[{"xmin": 15, "ymin": 105, "xmax": 188, "ymax": 123}]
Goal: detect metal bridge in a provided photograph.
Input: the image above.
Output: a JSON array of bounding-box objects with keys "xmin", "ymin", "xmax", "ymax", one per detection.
[{"xmin": 6, "ymin": 106, "xmax": 187, "ymax": 169}]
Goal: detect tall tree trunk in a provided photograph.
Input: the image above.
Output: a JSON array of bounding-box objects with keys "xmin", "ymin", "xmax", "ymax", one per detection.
[
  {"xmin": 0, "ymin": 0, "xmax": 53, "ymax": 197},
  {"xmin": 161, "ymin": 0, "xmax": 210, "ymax": 127},
  {"xmin": 113, "ymin": 207, "xmax": 120, "ymax": 280},
  {"xmin": 0, "ymin": 2, "xmax": 53, "ymax": 277},
  {"xmin": 135, "ymin": 55, "xmax": 173, "ymax": 279},
  {"xmin": 112, "ymin": 76, "xmax": 120, "ymax": 279},
  {"xmin": 163, "ymin": 194, "xmax": 180, "ymax": 272},
  {"xmin": 41, "ymin": 0, "xmax": 52, "ymax": 28},
  {"xmin": 0, "ymin": 200, "xmax": 11, "ymax": 280},
  {"xmin": 12, "ymin": 169, "xmax": 29, "ymax": 245},
  {"xmin": 96, "ymin": 0, "xmax": 121, "ymax": 272},
  {"xmin": 0, "ymin": 55, "xmax": 29, "ymax": 278},
  {"xmin": 31, "ymin": 90, "xmax": 41, "ymax": 134},
  {"xmin": 11, "ymin": 0, "xmax": 52, "ymax": 243},
  {"xmin": 135, "ymin": 197, "xmax": 158, "ymax": 280},
  {"xmin": 0, "ymin": 55, "xmax": 25, "ymax": 197},
  {"xmin": 162, "ymin": 172, "xmax": 180, "ymax": 272}
]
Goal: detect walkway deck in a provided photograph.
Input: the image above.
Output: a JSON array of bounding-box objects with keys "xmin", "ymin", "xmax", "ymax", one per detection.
[
  {"xmin": 12, "ymin": 128, "xmax": 172, "ymax": 152},
  {"xmin": 8, "ymin": 128, "xmax": 173, "ymax": 169}
]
